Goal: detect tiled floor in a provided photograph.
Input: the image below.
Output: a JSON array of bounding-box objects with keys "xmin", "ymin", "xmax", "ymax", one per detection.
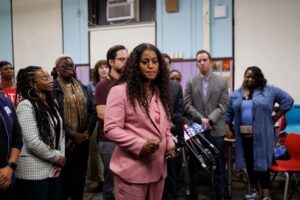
[{"xmin": 83, "ymin": 170, "xmax": 299, "ymax": 200}]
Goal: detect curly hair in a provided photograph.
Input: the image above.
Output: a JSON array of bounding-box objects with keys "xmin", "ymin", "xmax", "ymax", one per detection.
[
  {"xmin": 16, "ymin": 66, "xmax": 62, "ymax": 149},
  {"xmin": 115, "ymin": 43, "xmax": 170, "ymax": 119},
  {"xmin": 244, "ymin": 66, "xmax": 267, "ymax": 90},
  {"xmin": 92, "ymin": 60, "xmax": 109, "ymax": 85}
]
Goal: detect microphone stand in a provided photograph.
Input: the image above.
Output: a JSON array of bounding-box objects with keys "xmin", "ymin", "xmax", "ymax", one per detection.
[
  {"xmin": 177, "ymin": 136, "xmax": 211, "ymax": 200},
  {"xmin": 174, "ymin": 135, "xmax": 191, "ymax": 199},
  {"xmin": 186, "ymin": 130, "xmax": 219, "ymax": 200}
]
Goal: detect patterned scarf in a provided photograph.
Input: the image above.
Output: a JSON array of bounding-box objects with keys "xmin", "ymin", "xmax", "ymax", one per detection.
[{"xmin": 58, "ymin": 77, "xmax": 87, "ymax": 132}]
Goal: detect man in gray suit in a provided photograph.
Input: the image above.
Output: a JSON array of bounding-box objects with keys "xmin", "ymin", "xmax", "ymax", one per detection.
[{"xmin": 184, "ymin": 50, "xmax": 229, "ymax": 200}]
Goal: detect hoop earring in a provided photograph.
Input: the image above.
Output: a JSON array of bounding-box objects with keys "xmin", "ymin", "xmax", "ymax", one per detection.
[{"xmin": 27, "ymin": 88, "xmax": 39, "ymax": 100}]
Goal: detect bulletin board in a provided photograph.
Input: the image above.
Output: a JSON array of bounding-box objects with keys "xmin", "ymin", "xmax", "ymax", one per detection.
[{"xmin": 211, "ymin": 58, "xmax": 233, "ymax": 92}]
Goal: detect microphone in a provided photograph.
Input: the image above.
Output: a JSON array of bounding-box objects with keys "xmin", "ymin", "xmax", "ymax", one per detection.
[
  {"xmin": 172, "ymin": 114, "xmax": 189, "ymax": 127},
  {"xmin": 171, "ymin": 114, "xmax": 218, "ymax": 172},
  {"xmin": 188, "ymin": 122, "xmax": 219, "ymax": 157},
  {"xmin": 171, "ymin": 115, "xmax": 210, "ymax": 170},
  {"xmin": 193, "ymin": 116, "xmax": 202, "ymax": 124},
  {"xmin": 171, "ymin": 114, "xmax": 189, "ymax": 139}
]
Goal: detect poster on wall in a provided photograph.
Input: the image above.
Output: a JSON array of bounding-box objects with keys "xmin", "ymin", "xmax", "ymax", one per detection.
[{"xmin": 212, "ymin": 59, "xmax": 233, "ymax": 92}]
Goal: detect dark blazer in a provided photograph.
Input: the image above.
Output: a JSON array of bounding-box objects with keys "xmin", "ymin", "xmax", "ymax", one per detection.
[
  {"xmin": 0, "ymin": 93, "xmax": 23, "ymax": 168},
  {"xmin": 183, "ymin": 73, "xmax": 229, "ymax": 137},
  {"xmin": 169, "ymin": 80, "xmax": 184, "ymax": 117}
]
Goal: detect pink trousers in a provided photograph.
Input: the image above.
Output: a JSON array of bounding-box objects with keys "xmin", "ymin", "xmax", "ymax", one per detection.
[{"xmin": 113, "ymin": 174, "xmax": 165, "ymax": 200}]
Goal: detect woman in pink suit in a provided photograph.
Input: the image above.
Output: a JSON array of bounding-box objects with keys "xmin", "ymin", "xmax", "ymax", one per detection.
[{"xmin": 104, "ymin": 43, "xmax": 175, "ymax": 200}]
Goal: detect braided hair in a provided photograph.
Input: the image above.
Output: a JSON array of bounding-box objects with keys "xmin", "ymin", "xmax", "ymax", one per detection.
[
  {"xmin": 115, "ymin": 43, "xmax": 170, "ymax": 119},
  {"xmin": 16, "ymin": 66, "xmax": 61, "ymax": 149}
]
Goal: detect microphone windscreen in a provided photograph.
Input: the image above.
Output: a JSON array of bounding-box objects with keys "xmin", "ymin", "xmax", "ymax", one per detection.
[
  {"xmin": 193, "ymin": 116, "xmax": 202, "ymax": 124},
  {"xmin": 172, "ymin": 114, "xmax": 188, "ymax": 126},
  {"xmin": 171, "ymin": 114, "xmax": 188, "ymax": 137}
]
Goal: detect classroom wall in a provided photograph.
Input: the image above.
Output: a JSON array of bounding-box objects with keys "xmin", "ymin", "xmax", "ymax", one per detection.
[
  {"xmin": 3, "ymin": 0, "xmax": 299, "ymax": 103},
  {"xmin": 12, "ymin": 0, "xmax": 62, "ymax": 73},
  {"xmin": 0, "ymin": 0, "xmax": 89, "ymax": 73},
  {"xmin": 156, "ymin": 0, "xmax": 233, "ymax": 59},
  {"xmin": 63, "ymin": 0, "xmax": 89, "ymax": 64},
  {"xmin": 234, "ymin": 0, "xmax": 300, "ymax": 103},
  {"xmin": 156, "ymin": 0, "xmax": 202, "ymax": 59},
  {"xmin": 1, "ymin": 0, "xmax": 233, "ymax": 69},
  {"xmin": 0, "ymin": 0, "xmax": 13, "ymax": 63},
  {"xmin": 210, "ymin": 0, "xmax": 232, "ymax": 58}
]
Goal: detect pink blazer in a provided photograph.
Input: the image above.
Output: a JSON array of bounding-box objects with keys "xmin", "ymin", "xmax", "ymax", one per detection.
[{"xmin": 104, "ymin": 83, "xmax": 174, "ymax": 184}]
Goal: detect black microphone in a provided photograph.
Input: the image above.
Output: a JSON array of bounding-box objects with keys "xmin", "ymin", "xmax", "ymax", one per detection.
[
  {"xmin": 172, "ymin": 114, "xmax": 189, "ymax": 126},
  {"xmin": 171, "ymin": 114, "xmax": 189, "ymax": 137},
  {"xmin": 193, "ymin": 116, "xmax": 202, "ymax": 125},
  {"xmin": 172, "ymin": 115, "xmax": 218, "ymax": 172},
  {"xmin": 189, "ymin": 121, "xmax": 219, "ymax": 157}
]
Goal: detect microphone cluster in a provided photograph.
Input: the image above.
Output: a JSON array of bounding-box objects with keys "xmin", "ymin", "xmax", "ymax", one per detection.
[{"xmin": 172, "ymin": 115, "xmax": 219, "ymax": 173}]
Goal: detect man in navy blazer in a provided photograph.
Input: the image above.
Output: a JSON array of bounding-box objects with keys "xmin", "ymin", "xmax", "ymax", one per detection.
[
  {"xmin": 184, "ymin": 50, "xmax": 229, "ymax": 200},
  {"xmin": 162, "ymin": 53, "xmax": 184, "ymax": 200}
]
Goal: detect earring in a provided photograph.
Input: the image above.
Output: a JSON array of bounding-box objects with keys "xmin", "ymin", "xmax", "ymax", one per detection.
[{"xmin": 27, "ymin": 88, "xmax": 39, "ymax": 100}]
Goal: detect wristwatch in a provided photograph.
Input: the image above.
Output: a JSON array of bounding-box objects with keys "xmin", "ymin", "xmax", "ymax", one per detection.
[{"xmin": 7, "ymin": 162, "xmax": 17, "ymax": 170}]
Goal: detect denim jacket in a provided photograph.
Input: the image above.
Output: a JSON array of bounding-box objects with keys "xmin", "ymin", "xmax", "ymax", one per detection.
[{"xmin": 225, "ymin": 85, "xmax": 293, "ymax": 171}]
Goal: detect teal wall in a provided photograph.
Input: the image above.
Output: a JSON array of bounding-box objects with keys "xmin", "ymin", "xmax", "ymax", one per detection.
[
  {"xmin": 156, "ymin": 0, "xmax": 233, "ymax": 59},
  {"xmin": 62, "ymin": 0, "xmax": 88, "ymax": 64},
  {"xmin": 156, "ymin": 0, "xmax": 202, "ymax": 59},
  {"xmin": 0, "ymin": 0, "xmax": 232, "ymax": 64},
  {"xmin": 0, "ymin": 0, "xmax": 13, "ymax": 63},
  {"xmin": 210, "ymin": 0, "xmax": 233, "ymax": 57}
]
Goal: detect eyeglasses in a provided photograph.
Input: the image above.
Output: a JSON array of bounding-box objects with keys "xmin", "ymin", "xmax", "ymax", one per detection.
[
  {"xmin": 114, "ymin": 57, "xmax": 127, "ymax": 62},
  {"xmin": 60, "ymin": 63, "xmax": 76, "ymax": 70}
]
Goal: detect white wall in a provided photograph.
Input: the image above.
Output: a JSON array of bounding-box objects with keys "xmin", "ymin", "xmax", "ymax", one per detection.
[
  {"xmin": 234, "ymin": 0, "xmax": 300, "ymax": 103},
  {"xmin": 89, "ymin": 22, "xmax": 155, "ymax": 68},
  {"xmin": 12, "ymin": 0, "xmax": 62, "ymax": 73}
]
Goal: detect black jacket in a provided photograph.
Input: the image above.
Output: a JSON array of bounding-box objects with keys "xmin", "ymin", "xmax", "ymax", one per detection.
[
  {"xmin": 0, "ymin": 93, "xmax": 23, "ymax": 168},
  {"xmin": 169, "ymin": 80, "xmax": 184, "ymax": 117}
]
